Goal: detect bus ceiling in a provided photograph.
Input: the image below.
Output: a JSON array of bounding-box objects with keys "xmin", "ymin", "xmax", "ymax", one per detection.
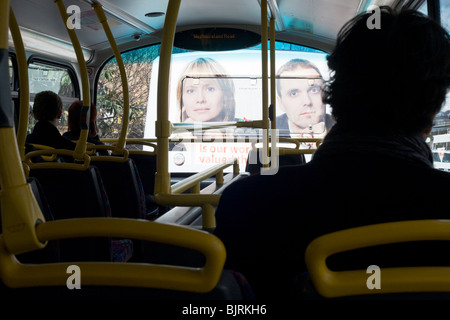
[{"xmin": 7, "ymin": 0, "xmax": 428, "ymax": 63}]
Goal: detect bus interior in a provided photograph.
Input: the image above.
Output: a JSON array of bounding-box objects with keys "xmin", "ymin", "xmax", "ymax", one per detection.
[{"xmin": 1, "ymin": 0, "xmax": 450, "ymax": 308}]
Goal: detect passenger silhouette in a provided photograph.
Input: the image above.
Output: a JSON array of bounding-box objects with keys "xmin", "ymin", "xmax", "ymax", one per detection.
[
  {"xmin": 63, "ymin": 100, "xmax": 110, "ymax": 156},
  {"xmin": 26, "ymin": 90, "xmax": 76, "ymax": 162},
  {"xmin": 214, "ymin": 7, "xmax": 450, "ymax": 300}
]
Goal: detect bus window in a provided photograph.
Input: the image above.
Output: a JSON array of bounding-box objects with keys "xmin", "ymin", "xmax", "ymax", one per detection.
[
  {"xmin": 431, "ymin": 91, "xmax": 450, "ymax": 171},
  {"xmin": 419, "ymin": 0, "xmax": 450, "ymax": 33},
  {"xmin": 418, "ymin": 1, "xmax": 427, "ymax": 15},
  {"xmin": 442, "ymin": 0, "xmax": 450, "ymax": 33},
  {"xmin": 95, "ymin": 41, "xmax": 331, "ymax": 172},
  {"xmin": 433, "ymin": 151, "xmax": 441, "ymax": 162},
  {"xmin": 444, "ymin": 152, "xmax": 450, "ymax": 163},
  {"xmin": 96, "ymin": 45, "xmax": 181, "ymax": 146},
  {"xmin": 143, "ymin": 43, "xmax": 331, "ymax": 173},
  {"xmin": 28, "ymin": 60, "xmax": 78, "ymax": 135}
]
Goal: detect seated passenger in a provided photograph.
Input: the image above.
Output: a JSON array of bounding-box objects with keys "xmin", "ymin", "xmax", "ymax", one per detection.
[
  {"xmin": 26, "ymin": 90, "xmax": 76, "ymax": 162},
  {"xmin": 63, "ymin": 100, "xmax": 110, "ymax": 156},
  {"xmin": 214, "ymin": 7, "xmax": 450, "ymax": 300}
]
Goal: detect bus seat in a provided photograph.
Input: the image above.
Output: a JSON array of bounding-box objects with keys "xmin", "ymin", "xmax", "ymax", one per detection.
[
  {"xmin": 90, "ymin": 158, "xmax": 147, "ymax": 220},
  {"xmin": 128, "ymin": 152, "xmax": 162, "ymax": 217},
  {"xmin": 128, "ymin": 153, "xmax": 156, "ymax": 195},
  {"xmin": 304, "ymin": 220, "xmax": 450, "ymax": 300},
  {"xmin": 28, "ymin": 166, "xmax": 129, "ymax": 262},
  {"xmin": 89, "ymin": 157, "xmax": 153, "ymax": 261},
  {"xmin": 245, "ymin": 148, "xmax": 306, "ymax": 175}
]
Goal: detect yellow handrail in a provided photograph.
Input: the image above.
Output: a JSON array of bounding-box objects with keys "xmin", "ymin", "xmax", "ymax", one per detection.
[
  {"xmin": 305, "ymin": 219, "xmax": 450, "ymax": 298},
  {"xmin": 89, "ymin": 147, "xmax": 129, "ymax": 162},
  {"xmin": 54, "ymin": 0, "xmax": 89, "ymax": 161},
  {"xmin": 0, "ymin": 218, "xmax": 226, "ymax": 292},
  {"xmin": 171, "ymin": 158, "xmax": 239, "ymax": 194},
  {"xmin": 270, "ymin": 17, "xmax": 276, "ymax": 131},
  {"xmin": 8, "ymin": 7, "xmax": 28, "ymax": 162},
  {"xmin": 155, "ymin": 193, "xmax": 222, "ymax": 207},
  {"xmin": 154, "ymin": 0, "xmax": 181, "ymax": 195},
  {"xmin": 93, "ymin": 3, "xmax": 129, "ymax": 155},
  {"xmin": 0, "ymin": 1, "xmax": 8, "ymax": 47},
  {"xmin": 155, "ymin": 158, "xmax": 239, "ymax": 229},
  {"xmin": 268, "ymin": 16, "xmax": 279, "ymax": 172},
  {"xmin": 24, "ymin": 149, "xmax": 91, "ymax": 171},
  {"xmin": 126, "ymin": 140, "xmax": 157, "ymax": 155},
  {"xmin": 260, "ymin": 0, "xmax": 269, "ymax": 169},
  {"xmin": 26, "ymin": 144, "xmax": 58, "ymax": 162}
]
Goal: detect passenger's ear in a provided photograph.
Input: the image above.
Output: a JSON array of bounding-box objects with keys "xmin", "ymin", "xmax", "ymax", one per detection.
[{"xmin": 57, "ymin": 109, "xmax": 62, "ymax": 119}]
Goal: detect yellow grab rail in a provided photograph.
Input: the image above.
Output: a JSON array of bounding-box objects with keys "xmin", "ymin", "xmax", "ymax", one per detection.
[
  {"xmin": 26, "ymin": 144, "xmax": 58, "ymax": 162},
  {"xmin": 155, "ymin": 158, "xmax": 239, "ymax": 229},
  {"xmin": 24, "ymin": 149, "xmax": 91, "ymax": 171},
  {"xmin": 170, "ymin": 158, "xmax": 239, "ymax": 194},
  {"xmin": 0, "ymin": 0, "xmax": 8, "ymax": 47},
  {"xmin": 305, "ymin": 219, "xmax": 450, "ymax": 298},
  {"xmin": 0, "ymin": 218, "xmax": 226, "ymax": 293},
  {"xmin": 270, "ymin": 17, "xmax": 276, "ymax": 131},
  {"xmin": 154, "ymin": 0, "xmax": 181, "ymax": 195},
  {"xmin": 93, "ymin": 3, "xmax": 130, "ymax": 155},
  {"xmin": 54, "ymin": 0, "xmax": 89, "ymax": 161},
  {"xmin": 251, "ymin": 137, "xmax": 323, "ymax": 155},
  {"xmin": 8, "ymin": 7, "xmax": 29, "ymax": 161},
  {"xmin": 260, "ymin": 0, "xmax": 269, "ymax": 169},
  {"xmin": 89, "ymin": 147, "xmax": 129, "ymax": 162}
]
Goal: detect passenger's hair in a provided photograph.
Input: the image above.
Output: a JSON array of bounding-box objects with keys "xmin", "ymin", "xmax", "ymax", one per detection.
[
  {"xmin": 67, "ymin": 100, "xmax": 99, "ymax": 138},
  {"xmin": 276, "ymin": 58, "xmax": 323, "ymax": 97},
  {"xmin": 323, "ymin": 6, "xmax": 450, "ymax": 135},
  {"xmin": 176, "ymin": 57, "xmax": 235, "ymax": 122},
  {"xmin": 32, "ymin": 91, "xmax": 63, "ymax": 122}
]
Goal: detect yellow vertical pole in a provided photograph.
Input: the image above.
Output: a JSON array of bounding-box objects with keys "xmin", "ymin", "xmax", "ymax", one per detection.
[
  {"xmin": 93, "ymin": 3, "xmax": 129, "ymax": 154},
  {"xmin": 0, "ymin": 0, "xmax": 46, "ymax": 254},
  {"xmin": 260, "ymin": 0, "xmax": 269, "ymax": 168},
  {"xmin": 202, "ymin": 203, "xmax": 216, "ymax": 231},
  {"xmin": 270, "ymin": 17, "xmax": 276, "ymax": 131},
  {"xmin": 54, "ymin": 0, "xmax": 89, "ymax": 161},
  {"xmin": 0, "ymin": 1, "xmax": 8, "ymax": 47},
  {"xmin": 9, "ymin": 8, "xmax": 29, "ymax": 162},
  {"xmin": 154, "ymin": 0, "xmax": 181, "ymax": 195},
  {"xmin": 269, "ymin": 17, "xmax": 278, "ymax": 170}
]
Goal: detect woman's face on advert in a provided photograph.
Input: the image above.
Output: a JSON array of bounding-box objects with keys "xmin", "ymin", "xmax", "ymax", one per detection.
[{"xmin": 182, "ymin": 77, "xmax": 223, "ymax": 122}]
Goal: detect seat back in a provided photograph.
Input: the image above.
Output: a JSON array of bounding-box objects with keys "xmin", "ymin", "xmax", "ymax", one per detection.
[
  {"xmin": 90, "ymin": 158, "xmax": 147, "ymax": 220},
  {"xmin": 90, "ymin": 156, "xmax": 150, "ymax": 261},
  {"xmin": 304, "ymin": 220, "xmax": 450, "ymax": 299},
  {"xmin": 128, "ymin": 152, "xmax": 157, "ymax": 196},
  {"xmin": 28, "ymin": 166, "xmax": 112, "ymax": 262},
  {"xmin": 128, "ymin": 152, "xmax": 163, "ymax": 218}
]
